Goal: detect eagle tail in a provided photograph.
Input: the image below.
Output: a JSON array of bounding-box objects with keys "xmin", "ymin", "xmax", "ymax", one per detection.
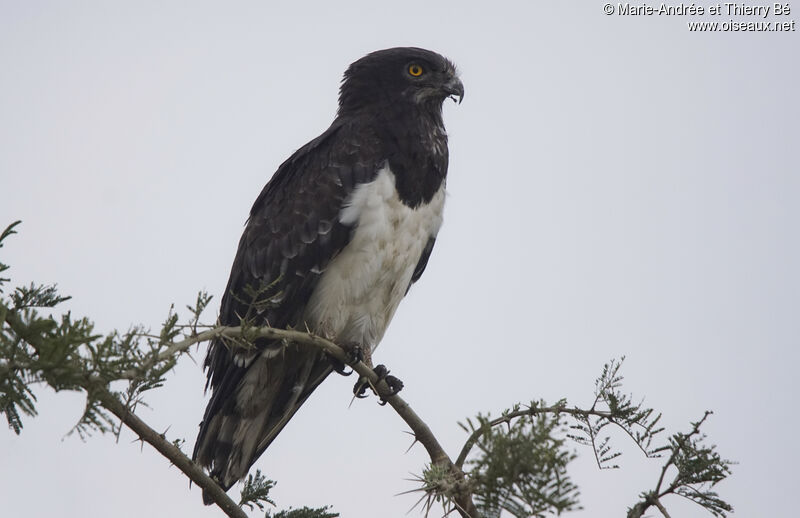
[{"xmin": 193, "ymin": 345, "xmax": 331, "ymax": 504}]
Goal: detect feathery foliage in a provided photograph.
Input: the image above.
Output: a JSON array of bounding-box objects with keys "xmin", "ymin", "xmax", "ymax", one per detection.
[
  {"xmin": 2, "ymin": 221, "xmax": 733, "ymax": 518},
  {"xmin": 462, "ymin": 407, "xmax": 580, "ymax": 517},
  {"xmin": 453, "ymin": 359, "xmax": 733, "ymax": 518},
  {"xmin": 1, "ymin": 221, "xmax": 337, "ymax": 518},
  {"xmin": 567, "ymin": 357, "xmax": 666, "ymax": 467},
  {"xmin": 239, "ymin": 469, "xmax": 277, "ymax": 512},
  {"xmin": 627, "ymin": 411, "xmax": 734, "ymax": 518},
  {"xmin": 266, "ymin": 506, "xmax": 339, "ymax": 518}
]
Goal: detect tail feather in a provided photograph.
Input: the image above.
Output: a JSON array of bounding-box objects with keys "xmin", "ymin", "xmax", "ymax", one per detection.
[{"xmin": 194, "ymin": 345, "xmax": 332, "ymax": 504}]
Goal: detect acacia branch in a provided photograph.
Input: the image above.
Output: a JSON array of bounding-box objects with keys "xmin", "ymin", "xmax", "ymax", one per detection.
[
  {"xmin": 658, "ymin": 411, "xmax": 711, "ymax": 496},
  {"xmin": 93, "ymin": 384, "xmax": 248, "ymax": 518},
  {"xmin": 1, "ymin": 306, "xmax": 247, "ymax": 517},
  {"xmin": 4, "ymin": 310, "xmax": 480, "ymax": 517},
  {"xmin": 454, "ymin": 405, "xmax": 614, "ymax": 469},
  {"xmin": 206, "ymin": 326, "xmax": 480, "ymax": 517},
  {"xmin": 653, "ymin": 498, "xmax": 672, "ymax": 518},
  {"xmin": 234, "ymin": 326, "xmax": 481, "ymax": 517},
  {"xmin": 628, "ymin": 412, "xmax": 714, "ymax": 518},
  {"xmin": 119, "ymin": 324, "xmax": 354, "ymax": 379}
]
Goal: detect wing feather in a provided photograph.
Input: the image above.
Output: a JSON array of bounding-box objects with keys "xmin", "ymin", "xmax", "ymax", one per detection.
[
  {"xmin": 408, "ymin": 236, "xmax": 437, "ymax": 293},
  {"xmin": 193, "ymin": 119, "xmax": 382, "ymax": 493}
]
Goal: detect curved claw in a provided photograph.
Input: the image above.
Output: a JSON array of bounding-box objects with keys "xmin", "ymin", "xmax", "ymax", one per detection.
[
  {"xmin": 327, "ymin": 353, "xmax": 353, "ymax": 377},
  {"xmin": 352, "ymin": 364, "xmax": 404, "ymax": 404},
  {"xmin": 353, "ymin": 377, "xmax": 371, "ymax": 398},
  {"xmin": 328, "ymin": 343, "xmax": 366, "ymax": 377},
  {"xmin": 379, "ymin": 374, "xmax": 404, "ymax": 405},
  {"xmin": 373, "ymin": 364, "xmax": 389, "ymax": 380},
  {"xmin": 347, "ymin": 345, "xmax": 365, "ymax": 365},
  {"xmin": 384, "ymin": 374, "xmax": 404, "ymax": 395},
  {"xmin": 372, "ymin": 365, "xmax": 403, "ymax": 404}
]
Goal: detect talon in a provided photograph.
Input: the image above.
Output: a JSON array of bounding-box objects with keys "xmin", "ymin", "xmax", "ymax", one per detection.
[
  {"xmin": 373, "ymin": 364, "xmax": 389, "ymax": 381},
  {"xmin": 373, "ymin": 364, "xmax": 402, "ymax": 393},
  {"xmin": 378, "ymin": 374, "xmax": 404, "ymax": 404},
  {"xmin": 348, "ymin": 345, "xmax": 365, "ymax": 365},
  {"xmin": 326, "ymin": 353, "xmax": 353, "ymax": 376},
  {"xmin": 352, "ymin": 364, "xmax": 403, "ymax": 403},
  {"xmin": 353, "ymin": 376, "xmax": 371, "ymax": 398},
  {"xmin": 384, "ymin": 374, "xmax": 404, "ymax": 396}
]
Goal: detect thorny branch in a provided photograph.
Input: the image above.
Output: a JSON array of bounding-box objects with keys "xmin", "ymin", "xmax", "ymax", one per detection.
[
  {"xmin": 1, "ymin": 305, "xmax": 248, "ymax": 518},
  {"xmin": 454, "ymin": 404, "xmax": 614, "ymax": 469},
  {"xmin": 2, "ymin": 307, "xmax": 480, "ymax": 517},
  {"xmin": 95, "ymin": 385, "xmax": 249, "ymax": 518},
  {"xmin": 3, "ymin": 309, "xmax": 735, "ymax": 518},
  {"xmin": 627, "ymin": 411, "xmax": 730, "ymax": 518},
  {"xmin": 0, "ymin": 222, "xmax": 734, "ymax": 518},
  {"xmin": 2, "ymin": 287, "xmax": 732, "ymax": 518}
]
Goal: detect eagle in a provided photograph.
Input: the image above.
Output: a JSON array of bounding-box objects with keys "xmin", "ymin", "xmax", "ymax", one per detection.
[{"xmin": 192, "ymin": 47, "xmax": 463, "ymax": 502}]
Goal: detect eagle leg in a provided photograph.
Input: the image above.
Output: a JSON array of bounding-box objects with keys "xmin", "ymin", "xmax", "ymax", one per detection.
[
  {"xmin": 352, "ymin": 364, "xmax": 404, "ymax": 404},
  {"xmin": 374, "ymin": 364, "xmax": 404, "ymax": 405}
]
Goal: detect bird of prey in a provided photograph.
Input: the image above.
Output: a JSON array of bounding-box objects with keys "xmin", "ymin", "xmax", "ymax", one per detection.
[{"xmin": 192, "ymin": 47, "xmax": 463, "ymax": 502}]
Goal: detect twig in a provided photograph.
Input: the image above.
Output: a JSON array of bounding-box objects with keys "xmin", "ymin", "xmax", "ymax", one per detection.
[
  {"xmin": 94, "ymin": 384, "xmax": 248, "ymax": 518},
  {"xmin": 119, "ymin": 325, "xmax": 348, "ymax": 380},
  {"xmin": 454, "ymin": 404, "xmax": 613, "ymax": 469},
  {"xmin": 628, "ymin": 412, "xmax": 713, "ymax": 518},
  {"xmin": 657, "ymin": 411, "xmax": 711, "ymax": 496},
  {"xmin": 653, "ymin": 497, "xmax": 672, "ymax": 518}
]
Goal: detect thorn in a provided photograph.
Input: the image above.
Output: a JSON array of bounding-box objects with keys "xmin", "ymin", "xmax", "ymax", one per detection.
[
  {"xmin": 130, "ymin": 435, "xmax": 146, "ymax": 451},
  {"xmin": 405, "ymin": 437, "xmax": 420, "ymax": 454}
]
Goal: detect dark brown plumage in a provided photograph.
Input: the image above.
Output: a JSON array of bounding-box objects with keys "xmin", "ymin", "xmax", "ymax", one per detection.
[{"xmin": 193, "ymin": 47, "xmax": 462, "ymax": 503}]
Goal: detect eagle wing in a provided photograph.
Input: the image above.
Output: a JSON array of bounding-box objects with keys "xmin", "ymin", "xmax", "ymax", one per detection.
[
  {"xmin": 193, "ymin": 120, "xmax": 381, "ymax": 495},
  {"xmin": 409, "ymin": 236, "xmax": 436, "ymax": 291}
]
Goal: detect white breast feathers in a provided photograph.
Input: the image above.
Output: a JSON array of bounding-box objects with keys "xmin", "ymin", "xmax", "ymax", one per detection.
[{"xmin": 303, "ymin": 164, "xmax": 445, "ymax": 351}]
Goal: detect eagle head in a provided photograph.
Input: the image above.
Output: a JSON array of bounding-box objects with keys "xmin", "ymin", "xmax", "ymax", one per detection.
[{"xmin": 338, "ymin": 47, "xmax": 463, "ymax": 115}]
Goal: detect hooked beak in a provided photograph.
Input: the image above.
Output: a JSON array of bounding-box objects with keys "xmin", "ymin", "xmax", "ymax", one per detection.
[{"xmin": 442, "ymin": 76, "xmax": 464, "ymax": 104}]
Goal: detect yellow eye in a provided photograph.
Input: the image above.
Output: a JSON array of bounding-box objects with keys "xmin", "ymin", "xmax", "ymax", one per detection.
[{"xmin": 408, "ymin": 64, "xmax": 424, "ymax": 77}]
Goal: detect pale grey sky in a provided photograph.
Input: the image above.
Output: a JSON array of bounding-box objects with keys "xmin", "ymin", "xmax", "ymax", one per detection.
[{"xmin": 1, "ymin": 2, "xmax": 798, "ymax": 517}]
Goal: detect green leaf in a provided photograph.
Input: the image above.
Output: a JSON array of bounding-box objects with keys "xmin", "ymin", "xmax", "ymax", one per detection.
[
  {"xmin": 239, "ymin": 469, "xmax": 276, "ymax": 512},
  {"xmin": 466, "ymin": 409, "xmax": 580, "ymax": 518}
]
